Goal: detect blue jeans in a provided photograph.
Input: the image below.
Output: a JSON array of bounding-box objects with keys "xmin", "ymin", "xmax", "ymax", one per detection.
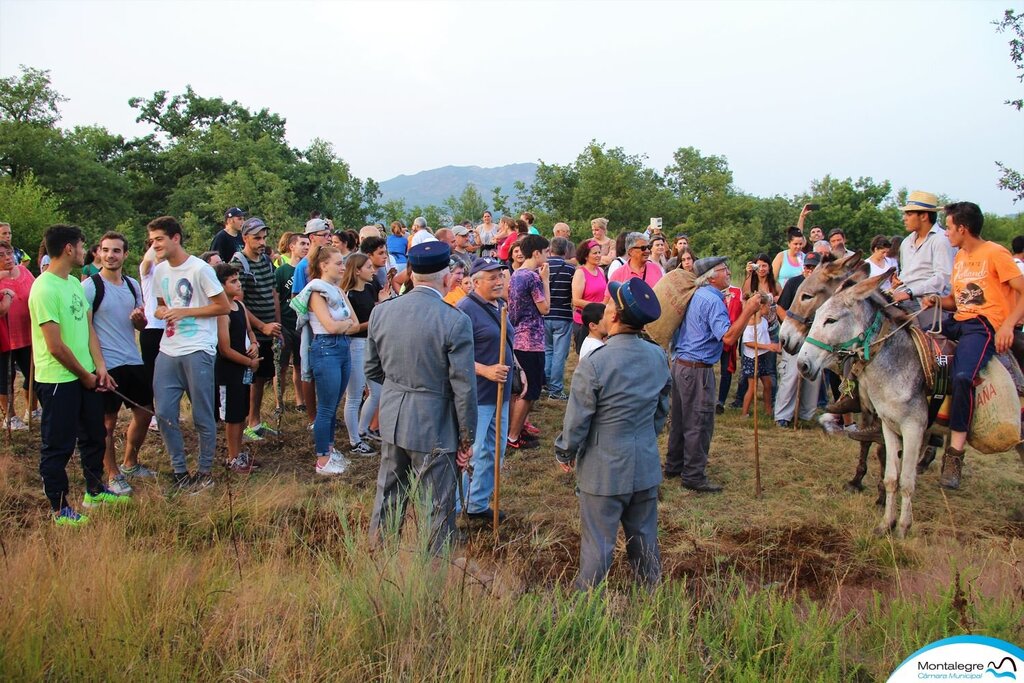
[
  {"xmin": 544, "ymin": 318, "xmax": 573, "ymax": 394},
  {"xmin": 941, "ymin": 317, "xmax": 995, "ymax": 433},
  {"xmin": 154, "ymin": 351, "xmax": 217, "ymax": 474},
  {"xmin": 310, "ymin": 334, "xmax": 350, "ymax": 455},
  {"xmin": 344, "ymin": 337, "xmax": 381, "ymax": 445},
  {"xmin": 457, "ymin": 401, "xmax": 510, "ymax": 514}
]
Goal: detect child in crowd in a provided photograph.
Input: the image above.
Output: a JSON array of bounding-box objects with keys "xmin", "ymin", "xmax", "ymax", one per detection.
[
  {"xmin": 578, "ymin": 302, "xmax": 607, "ymax": 360},
  {"xmin": 741, "ymin": 297, "xmax": 780, "ymax": 418},
  {"xmin": 214, "ymin": 263, "xmax": 260, "ymax": 473}
]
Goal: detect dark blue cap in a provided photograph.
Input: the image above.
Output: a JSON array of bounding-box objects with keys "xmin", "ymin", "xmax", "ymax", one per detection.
[
  {"xmin": 607, "ymin": 277, "xmax": 661, "ymax": 327},
  {"xmin": 225, "ymin": 207, "xmax": 245, "ymax": 219},
  {"xmin": 408, "ymin": 241, "xmax": 451, "ymax": 274},
  {"xmin": 469, "ymin": 257, "xmax": 508, "ymax": 276}
]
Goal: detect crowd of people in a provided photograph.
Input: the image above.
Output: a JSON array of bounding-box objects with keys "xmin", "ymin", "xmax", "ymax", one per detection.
[{"xmin": 3, "ymin": 188, "xmax": 1021, "ymax": 589}]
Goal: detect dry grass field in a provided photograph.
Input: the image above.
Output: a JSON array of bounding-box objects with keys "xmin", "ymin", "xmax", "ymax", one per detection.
[{"xmin": 0, "ymin": 361, "xmax": 1022, "ymax": 681}]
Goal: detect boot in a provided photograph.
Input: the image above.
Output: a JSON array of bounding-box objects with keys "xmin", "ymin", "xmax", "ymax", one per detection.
[
  {"xmin": 825, "ymin": 393, "xmax": 861, "ymax": 415},
  {"xmin": 939, "ymin": 446, "xmax": 965, "ymax": 490}
]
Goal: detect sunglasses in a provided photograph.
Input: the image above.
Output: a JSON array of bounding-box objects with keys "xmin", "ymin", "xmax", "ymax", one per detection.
[{"xmin": 631, "ymin": 245, "xmax": 652, "ymax": 252}]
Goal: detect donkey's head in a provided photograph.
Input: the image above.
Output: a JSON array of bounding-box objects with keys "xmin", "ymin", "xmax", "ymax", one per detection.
[
  {"xmin": 795, "ymin": 268, "xmax": 895, "ymax": 380},
  {"xmin": 779, "ymin": 251, "xmax": 866, "ymax": 355}
]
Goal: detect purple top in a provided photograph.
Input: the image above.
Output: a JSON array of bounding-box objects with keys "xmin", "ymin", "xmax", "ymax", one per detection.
[{"xmin": 508, "ymin": 268, "xmax": 546, "ymax": 352}]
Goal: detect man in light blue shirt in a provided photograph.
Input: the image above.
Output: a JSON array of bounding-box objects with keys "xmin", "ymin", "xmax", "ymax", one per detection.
[{"xmin": 666, "ymin": 257, "xmax": 761, "ymax": 492}]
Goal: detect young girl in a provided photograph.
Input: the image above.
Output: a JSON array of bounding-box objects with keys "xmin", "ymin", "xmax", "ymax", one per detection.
[
  {"xmin": 305, "ymin": 245, "xmax": 359, "ymax": 475},
  {"xmin": 214, "ymin": 263, "xmax": 260, "ymax": 473},
  {"xmin": 741, "ymin": 297, "xmax": 780, "ymax": 418},
  {"xmin": 340, "ymin": 253, "xmax": 388, "ymax": 456}
]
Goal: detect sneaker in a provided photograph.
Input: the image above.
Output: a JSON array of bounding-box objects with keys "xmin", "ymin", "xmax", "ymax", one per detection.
[
  {"xmin": 148, "ymin": 416, "xmax": 160, "ymax": 432},
  {"xmin": 523, "ymin": 421, "xmax": 541, "ymax": 437},
  {"xmin": 507, "ymin": 435, "xmax": 540, "ymax": 450},
  {"xmin": 316, "ymin": 452, "xmax": 349, "ymax": 476},
  {"xmin": 242, "ymin": 426, "xmax": 264, "ymax": 442},
  {"xmin": 107, "ymin": 474, "xmax": 133, "ymax": 496},
  {"xmin": 349, "ymin": 441, "xmax": 375, "ymax": 456},
  {"xmin": 172, "ymin": 471, "xmax": 191, "ymax": 492},
  {"xmin": 25, "ymin": 408, "xmax": 41, "ymax": 422},
  {"xmin": 190, "ymin": 472, "xmax": 215, "ymax": 494},
  {"xmin": 82, "ymin": 488, "xmax": 131, "ymax": 508},
  {"xmin": 119, "ymin": 463, "xmax": 157, "ymax": 479},
  {"xmin": 226, "ymin": 452, "xmax": 257, "ymax": 473},
  {"xmin": 547, "ymin": 391, "xmax": 569, "ymax": 401},
  {"xmin": 715, "ymin": 404, "xmax": 725, "ymax": 415},
  {"xmin": 362, "ymin": 428, "xmax": 382, "ymax": 443},
  {"xmin": 254, "ymin": 422, "xmax": 279, "ymax": 437},
  {"xmin": 53, "ymin": 506, "xmax": 89, "ymax": 527},
  {"xmin": 775, "ymin": 420, "xmax": 791, "ymax": 429},
  {"xmin": 3, "ymin": 415, "xmax": 28, "ymax": 431}
]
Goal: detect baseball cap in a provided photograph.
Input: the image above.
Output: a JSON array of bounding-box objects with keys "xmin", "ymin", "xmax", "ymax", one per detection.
[
  {"xmin": 469, "ymin": 257, "xmax": 508, "ymax": 276},
  {"xmin": 453, "ymin": 226, "xmax": 471, "ymax": 238},
  {"xmin": 241, "ymin": 217, "xmax": 267, "ymax": 235},
  {"xmin": 304, "ymin": 218, "xmax": 330, "ymax": 235},
  {"xmin": 225, "ymin": 207, "xmax": 245, "ymax": 220}
]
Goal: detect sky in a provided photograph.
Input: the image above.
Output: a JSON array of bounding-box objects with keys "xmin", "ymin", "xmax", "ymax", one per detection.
[{"xmin": 1, "ymin": 0, "xmax": 1023, "ymax": 214}]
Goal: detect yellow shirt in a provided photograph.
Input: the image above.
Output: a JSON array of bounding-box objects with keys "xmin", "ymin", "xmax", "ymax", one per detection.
[{"xmin": 444, "ymin": 288, "xmax": 467, "ymax": 307}]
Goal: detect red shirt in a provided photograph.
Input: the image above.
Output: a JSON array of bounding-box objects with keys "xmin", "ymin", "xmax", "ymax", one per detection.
[{"xmin": 0, "ymin": 266, "xmax": 35, "ymax": 351}]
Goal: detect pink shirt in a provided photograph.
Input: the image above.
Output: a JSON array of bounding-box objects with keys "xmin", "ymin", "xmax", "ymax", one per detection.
[
  {"xmin": 0, "ymin": 266, "xmax": 35, "ymax": 351},
  {"xmin": 573, "ymin": 266, "xmax": 608, "ymax": 324},
  {"xmin": 608, "ymin": 260, "xmax": 664, "ymax": 290}
]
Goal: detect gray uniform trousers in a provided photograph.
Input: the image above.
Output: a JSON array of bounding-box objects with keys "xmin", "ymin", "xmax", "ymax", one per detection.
[
  {"xmin": 577, "ymin": 485, "xmax": 661, "ymax": 590},
  {"xmin": 774, "ymin": 350, "xmax": 821, "ymax": 423},
  {"xmin": 665, "ymin": 363, "xmax": 716, "ymax": 485},
  {"xmin": 369, "ymin": 441, "xmax": 458, "ymax": 556}
]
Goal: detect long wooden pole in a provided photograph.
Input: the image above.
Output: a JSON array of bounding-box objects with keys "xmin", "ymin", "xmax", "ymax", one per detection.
[
  {"xmin": 26, "ymin": 355, "xmax": 34, "ymax": 432},
  {"xmin": 752, "ymin": 311, "xmax": 762, "ymax": 498},
  {"xmin": 493, "ymin": 307, "xmax": 508, "ymax": 542}
]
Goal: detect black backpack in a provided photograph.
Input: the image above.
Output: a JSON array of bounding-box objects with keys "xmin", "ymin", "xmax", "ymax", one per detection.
[{"xmin": 90, "ymin": 273, "xmax": 140, "ymax": 314}]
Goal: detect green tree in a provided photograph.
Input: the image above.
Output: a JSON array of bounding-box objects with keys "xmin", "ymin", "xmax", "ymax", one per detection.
[
  {"xmin": 491, "ymin": 186, "xmax": 510, "ymax": 216},
  {"xmin": 0, "ymin": 173, "xmax": 66, "ymax": 263},
  {"xmin": 797, "ymin": 176, "xmax": 902, "ymax": 251},
  {"xmin": 994, "ymin": 9, "xmax": 1024, "ymax": 202},
  {"xmin": 0, "ymin": 65, "xmax": 67, "ymax": 125},
  {"xmin": 442, "ymin": 183, "xmax": 488, "ymax": 224}
]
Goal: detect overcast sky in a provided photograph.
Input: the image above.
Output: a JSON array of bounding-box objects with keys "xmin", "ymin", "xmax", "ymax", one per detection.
[{"xmin": 2, "ymin": 0, "xmax": 1022, "ymax": 213}]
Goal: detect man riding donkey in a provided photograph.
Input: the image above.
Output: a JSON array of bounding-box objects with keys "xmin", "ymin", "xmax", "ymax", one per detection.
[{"xmin": 920, "ymin": 201, "xmax": 1024, "ymax": 489}]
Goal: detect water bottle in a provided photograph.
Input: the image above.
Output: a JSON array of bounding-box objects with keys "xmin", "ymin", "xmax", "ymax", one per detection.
[{"xmin": 242, "ymin": 367, "xmax": 253, "ymax": 385}]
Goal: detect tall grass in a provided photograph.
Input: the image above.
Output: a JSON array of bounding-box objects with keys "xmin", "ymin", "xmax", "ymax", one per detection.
[{"xmin": 1, "ymin": 478, "xmax": 1020, "ymax": 682}]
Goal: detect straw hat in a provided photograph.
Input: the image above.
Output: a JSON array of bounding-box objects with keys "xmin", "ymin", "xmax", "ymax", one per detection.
[{"xmin": 900, "ymin": 190, "xmax": 941, "ymax": 213}]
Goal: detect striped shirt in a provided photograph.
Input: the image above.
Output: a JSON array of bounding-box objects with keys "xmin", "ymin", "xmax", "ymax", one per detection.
[
  {"xmin": 234, "ymin": 251, "xmax": 277, "ymax": 340},
  {"xmin": 544, "ymin": 257, "xmax": 575, "ymax": 321}
]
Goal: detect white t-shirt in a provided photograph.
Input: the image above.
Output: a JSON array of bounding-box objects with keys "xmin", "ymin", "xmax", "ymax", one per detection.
[
  {"xmin": 140, "ymin": 262, "xmax": 166, "ymax": 330},
  {"xmin": 410, "ymin": 230, "xmax": 437, "ymax": 247},
  {"xmin": 741, "ymin": 318, "xmax": 771, "ymax": 359},
  {"xmin": 579, "ymin": 336, "xmax": 605, "ymax": 360},
  {"xmin": 153, "ymin": 255, "xmax": 224, "ymax": 356},
  {"xmin": 606, "ymin": 257, "xmax": 626, "ymax": 280},
  {"xmin": 308, "ymin": 281, "xmax": 353, "ymax": 336}
]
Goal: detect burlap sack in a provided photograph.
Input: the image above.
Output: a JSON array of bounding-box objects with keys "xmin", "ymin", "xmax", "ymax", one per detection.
[
  {"xmin": 647, "ymin": 269, "xmax": 697, "ymax": 349},
  {"xmin": 967, "ymin": 358, "xmax": 1022, "ymax": 454}
]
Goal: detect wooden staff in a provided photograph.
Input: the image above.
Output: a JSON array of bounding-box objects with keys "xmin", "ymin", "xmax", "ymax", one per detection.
[
  {"xmin": 792, "ymin": 373, "xmax": 801, "ymax": 432},
  {"xmin": 493, "ymin": 307, "xmax": 508, "ymax": 541},
  {"xmin": 4, "ymin": 350, "xmax": 12, "ymax": 446},
  {"xmin": 752, "ymin": 311, "xmax": 762, "ymax": 498},
  {"xmin": 26, "ymin": 355, "xmax": 34, "ymax": 432}
]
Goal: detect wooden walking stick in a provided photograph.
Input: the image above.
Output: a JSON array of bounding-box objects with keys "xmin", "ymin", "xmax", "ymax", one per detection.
[
  {"xmin": 4, "ymin": 350, "xmax": 12, "ymax": 447},
  {"xmin": 792, "ymin": 373, "xmax": 801, "ymax": 432},
  {"xmin": 26, "ymin": 355, "xmax": 34, "ymax": 432},
  {"xmin": 752, "ymin": 310, "xmax": 762, "ymax": 498},
  {"xmin": 493, "ymin": 306, "xmax": 508, "ymax": 542}
]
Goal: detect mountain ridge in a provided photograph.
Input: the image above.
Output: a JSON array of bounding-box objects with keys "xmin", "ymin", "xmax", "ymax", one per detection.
[{"xmin": 378, "ymin": 162, "xmax": 538, "ymax": 208}]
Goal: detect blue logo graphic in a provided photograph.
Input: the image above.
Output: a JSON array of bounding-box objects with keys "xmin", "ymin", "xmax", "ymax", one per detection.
[{"xmin": 987, "ymin": 656, "xmax": 1018, "ymax": 679}]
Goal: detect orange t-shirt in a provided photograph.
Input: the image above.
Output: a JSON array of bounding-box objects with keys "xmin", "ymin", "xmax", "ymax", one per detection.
[{"xmin": 951, "ymin": 240, "xmax": 1020, "ymax": 330}]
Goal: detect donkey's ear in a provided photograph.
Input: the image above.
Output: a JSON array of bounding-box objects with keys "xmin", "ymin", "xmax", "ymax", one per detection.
[
  {"xmin": 823, "ymin": 249, "xmax": 864, "ymax": 278},
  {"xmin": 837, "ymin": 262, "xmax": 871, "ymax": 291},
  {"xmin": 837, "ymin": 250, "xmax": 863, "ymax": 270},
  {"xmin": 846, "ymin": 267, "xmax": 896, "ymax": 299}
]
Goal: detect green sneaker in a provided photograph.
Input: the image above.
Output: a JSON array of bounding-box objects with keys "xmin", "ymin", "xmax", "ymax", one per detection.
[
  {"xmin": 53, "ymin": 506, "xmax": 89, "ymax": 527},
  {"xmin": 254, "ymin": 422, "xmax": 279, "ymax": 437},
  {"xmin": 82, "ymin": 488, "xmax": 131, "ymax": 509},
  {"xmin": 242, "ymin": 426, "xmax": 264, "ymax": 442}
]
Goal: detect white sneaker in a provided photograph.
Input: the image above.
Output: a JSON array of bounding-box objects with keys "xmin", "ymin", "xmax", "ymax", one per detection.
[
  {"xmin": 316, "ymin": 451, "xmax": 349, "ymax": 476},
  {"xmin": 107, "ymin": 474, "xmax": 133, "ymax": 496},
  {"xmin": 148, "ymin": 416, "xmax": 159, "ymax": 432},
  {"xmin": 24, "ymin": 408, "xmax": 41, "ymax": 422},
  {"xmin": 3, "ymin": 415, "xmax": 28, "ymax": 431}
]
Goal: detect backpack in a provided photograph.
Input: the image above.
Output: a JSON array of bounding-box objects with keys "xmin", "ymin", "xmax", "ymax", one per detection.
[
  {"xmin": 230, "ymin": 251, "xmax": 272, "ymax": 281},
  {"xmin": 90, "ymin": 274, "xmax": 140, "ymax": 314}
]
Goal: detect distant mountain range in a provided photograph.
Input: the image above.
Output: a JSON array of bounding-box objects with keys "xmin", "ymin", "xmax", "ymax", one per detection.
[{"xmin": 378, "ymin": 163, "xmax": 538, "ymax": 209}]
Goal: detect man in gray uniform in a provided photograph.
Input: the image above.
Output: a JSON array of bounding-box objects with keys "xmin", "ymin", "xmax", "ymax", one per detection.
[
  {"xmin": 554, "ymin": 277, "xmax": 671, "ymax": 590},
  {"xmin": 367, "ymin": 241, "xmax": 477, "ymax": 554}
]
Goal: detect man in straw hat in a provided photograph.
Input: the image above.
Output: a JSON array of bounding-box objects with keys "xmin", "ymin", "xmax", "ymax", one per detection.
[
  {"xmin": 554, "ymin": 277, "xmax": 670, "ymax": 589},
  {"xmin": 665, "ymin": 257, "xmax": 762, "ymax": 493},
  {"xmin": 890, "ymin": 190, "xmax": 955, "ymax": 322}
]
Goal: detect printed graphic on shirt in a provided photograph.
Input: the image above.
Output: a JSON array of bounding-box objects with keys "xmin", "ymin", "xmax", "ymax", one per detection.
[{"xmin": 162, "ymin": 276, "xmax": 197, "ymax": 338}]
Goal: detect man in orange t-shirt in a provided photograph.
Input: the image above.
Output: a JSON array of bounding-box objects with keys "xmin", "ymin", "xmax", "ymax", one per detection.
[{"xmin": 923, "ymin": 202, "xmax": 1024, "ymax": 489}]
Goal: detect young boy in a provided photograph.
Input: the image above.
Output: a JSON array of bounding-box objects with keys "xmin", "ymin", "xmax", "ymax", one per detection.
[
  {"xmin": 214, "ymin": 263, "xmax": 260, "ymax": 473},
  {"xmin": 741, "ymin": 297, "xmax": 780, "ymax": 418},
  {"xmin": 578, "ymin": 302, "xmax": 608, "ymax": 360},
  {"xmin": 28, "ymin": 224, "xmax": 126, "ymax": 527}
]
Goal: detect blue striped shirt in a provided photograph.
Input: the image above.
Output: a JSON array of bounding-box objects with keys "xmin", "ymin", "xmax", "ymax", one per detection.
[{"xmin": 672, "ymin": 285, "xmax": 731, "ymax": 365}]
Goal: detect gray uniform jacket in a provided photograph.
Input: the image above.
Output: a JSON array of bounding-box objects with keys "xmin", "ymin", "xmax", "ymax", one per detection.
[
  {"xmin": 366, "ymin": 287, "xmax": 478, "ymax": 453},
  {"xmin": 555, "ymin": 333, "xmax": 672, "ymax": 496}
]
